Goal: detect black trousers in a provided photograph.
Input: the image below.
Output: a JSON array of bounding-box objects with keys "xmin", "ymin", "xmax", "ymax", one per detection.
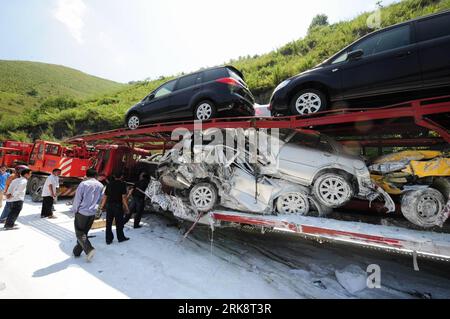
[
  {"xmin": 4, "ymin": 201, "xmax": 23, "ymax": 228},
  {"xmin": 73, "ymin": 213, "xmax": 95, "ymax": 257},
  {"xmin": 106, "ymin": 203, "xmax": 126, "ymax": 243},
  {"xmin": 124, "ymin": 196, "xmax": 145, "ymax": 227},
  {"xmin": 41, "ymin": 196, "xmax": 54, "ymax": 218}
]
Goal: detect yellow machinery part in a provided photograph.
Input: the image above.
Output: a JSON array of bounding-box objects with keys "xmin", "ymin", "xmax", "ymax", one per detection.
[
  {"xmin": 371, "ymin": 175, "xmax": 403, "ymax": 195},
  {"xmin": 373, "ymin": 150, "xmax": 442, "ymax": 164},
  {"xmin": 403, "ymin": 158, "xmax": 450, "ymax": 178}
]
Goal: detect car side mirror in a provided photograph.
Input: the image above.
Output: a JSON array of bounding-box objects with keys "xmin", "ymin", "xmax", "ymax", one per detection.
[
  {"xmin": 143, "ymin": 94, "xmax": 155, "ymax": 103},
  {"xmin": 348, "ymin": 49, "xmax": 364, "ymax": 61}
]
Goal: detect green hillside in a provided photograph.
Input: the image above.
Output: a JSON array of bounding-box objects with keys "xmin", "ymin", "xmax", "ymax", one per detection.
[
  {"xmin": 1, "ymin": 0, "xmax": 449, "ymax": 142},
  {"xmin": 0, "ymin": 60, "xmax": 125, "ymax": 116}
]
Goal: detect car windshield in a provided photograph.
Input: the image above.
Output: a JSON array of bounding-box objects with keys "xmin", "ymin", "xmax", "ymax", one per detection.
[{"xmin": 285, "ymin": 131, "xmax": 336, "ymax": 154}]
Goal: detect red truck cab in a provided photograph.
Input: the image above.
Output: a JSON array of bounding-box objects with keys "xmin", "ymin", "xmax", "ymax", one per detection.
[
  {"xmin": 94, "ymin": 145, "xmax": 152, "ymax": 182},
  {"xmin": 28, "ymin": 140, "xmax": 92, "ymax": 177}
]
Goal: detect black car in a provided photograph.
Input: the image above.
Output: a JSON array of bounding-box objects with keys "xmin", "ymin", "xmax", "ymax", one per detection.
[
  {"xmin": 125, "ymin": 66, "xmax": 255, "ymax": 129},
  {"xmin": 270, "ymin": 10, "xmax": 450, "ymax": 116}
]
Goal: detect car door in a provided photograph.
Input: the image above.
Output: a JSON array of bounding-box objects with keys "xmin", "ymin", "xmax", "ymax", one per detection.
[
  {"xmin": 140, "ymin": 80, "xmax": 177, "ymax": 122},
  {"xmin": 415, "ymin": 12, "xmax": 450, "ymax": 88},
  {"xmin": 276, "ymin": 133, "xmax": 337, "ymax": 185},
  {"xmin": 170, "ymin": 73, "xmax": 203, "ymax": 118},
  {"xmin": 340, "ymin": 23, "xmax": 422, "ymax": 99}
]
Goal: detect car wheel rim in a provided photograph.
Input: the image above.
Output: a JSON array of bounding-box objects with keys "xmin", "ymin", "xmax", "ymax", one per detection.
[
  {"xmin": 279, "ymin": 193, "xmax": 308, "ymax": 215},
  {"xmin": 319, "ymin": 177, "xmax": 349, "ymax": 206},
  {"xmin": 128, "ymin": 116, "xmax": 140, "ymax": 129},
  {"xmin": 192, "ymin": 186, "xmax": 214, "ymax": 210},
  {"xmin": 417, "ymin": 195, "xmax": 441, "ymax": 219},
  {"xmin": 196, "ymin": 103, "xmax": 213, "ymax": 121},
  {"xmin": 296, "ymin": 93, "xmax": 321, "ymax": 115}
]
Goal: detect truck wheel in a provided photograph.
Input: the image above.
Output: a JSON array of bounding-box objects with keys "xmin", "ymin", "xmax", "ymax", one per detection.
[
  {"xmin": 290, "ymin": 89, "xmax": 327, "ymax": 115},
  {"xmin": 276, "ymin": 192, "xmax": 310, "ymax": 216},
  {"xmin": 401, "ymin": 188, "xmax": 446, "ymax": 228},
  {"xmin": 29, "ymin": 176, "xmax": 44, "ymax": 202},
  {"xmin": 313, "ymin": 173, "xmax": 353, "ymax": 208},
  {"xmin": 189, "ymin": 183, "xmax": 218, "ymax": 213}
]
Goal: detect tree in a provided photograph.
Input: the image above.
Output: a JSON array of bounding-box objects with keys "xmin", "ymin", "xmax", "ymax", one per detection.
[{"xmin": 308, "ymin": 14, "xmax": 329, "ymax": 32}]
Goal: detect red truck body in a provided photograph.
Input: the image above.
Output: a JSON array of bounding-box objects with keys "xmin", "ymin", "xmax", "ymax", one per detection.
[{"xmin": 0, "ymin": 141, "xmax": 33, "ymax": 168}]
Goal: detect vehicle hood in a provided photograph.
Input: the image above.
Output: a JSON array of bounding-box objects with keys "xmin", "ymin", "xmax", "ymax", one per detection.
[{"xmin": 293, "ymin": 66, "xmax": 324, "ymax": 79}]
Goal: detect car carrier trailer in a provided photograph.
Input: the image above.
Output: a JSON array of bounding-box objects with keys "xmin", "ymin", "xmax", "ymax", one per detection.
[{"xmin": 66, "ymin": 95, "xmax": 450, "ymax": 261}]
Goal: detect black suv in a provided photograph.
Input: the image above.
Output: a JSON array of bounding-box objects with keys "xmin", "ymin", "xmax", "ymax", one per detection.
[
  {"xmin": 270, "ymin": 10, "xmax": 450, "ymax": 116},
  {"xmin": 126, "ymin": 66, "xmax": 255, "ymax": 129}
]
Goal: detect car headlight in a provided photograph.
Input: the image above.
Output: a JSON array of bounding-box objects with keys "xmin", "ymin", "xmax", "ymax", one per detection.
[{"xmin": 274, "ymin": 79, "xmax": 291, "ymax": 93}]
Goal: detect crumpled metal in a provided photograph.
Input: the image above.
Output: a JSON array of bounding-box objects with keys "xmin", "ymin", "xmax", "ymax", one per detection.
[{"xmin": 145, "ymin": 179, "xmax": 194, "ymax": 218}]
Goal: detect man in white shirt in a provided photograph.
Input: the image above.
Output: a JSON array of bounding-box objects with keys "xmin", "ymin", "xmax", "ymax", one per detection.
[
  {"xmin": 4, "ymin": 169, "xmax": 31, "ymax": 230},
  {"xmin": 41, "ymin": 169, "xmax": 61, "ymax": 219}
]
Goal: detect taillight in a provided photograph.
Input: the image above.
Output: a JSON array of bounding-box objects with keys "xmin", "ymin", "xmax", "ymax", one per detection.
[{"xmin": 216, "ymin": 77, "xmax": 242, "ymax": 87}]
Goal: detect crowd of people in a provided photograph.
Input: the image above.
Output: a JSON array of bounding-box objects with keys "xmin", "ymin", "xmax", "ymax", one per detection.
[{"xmin": 0, "ymin": 165, "xmax": 150, "ymax": 262}]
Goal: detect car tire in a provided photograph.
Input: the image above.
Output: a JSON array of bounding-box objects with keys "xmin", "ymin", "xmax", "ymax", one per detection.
[
  {"xmin": 189, "ymin": 182, "xmax": 218, "ymax": 213},
  {"xmin": 401, "ymin": 188, "xmax": 446, "ymax": 228},
  {"xmin": 276, "ymin": 192, "xmax": 310, "ymax": 216},
  {"xmin": 313, "ymin": 173, "xmax": 353, "ymax": 208},
  {"xmin": 290, "ymin": 89, "xmax": 327, "ymax": 115},
  {"xmin": 127, "ymin": 114, "xmax": 141, "ymax": 130},
  {"xmin": 194, "ymin": 101, "xmax": 217, "ymax": 121}
]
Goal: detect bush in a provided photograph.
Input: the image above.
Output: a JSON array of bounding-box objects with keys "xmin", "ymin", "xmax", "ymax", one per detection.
[
  {"xmin": 40, "ymin": 97, "xmax": 79, "ymax": 111},
  {"xmin": 97, "ymin": 98, "xmax": 119, "ymax": 106},
  {"xmin": 27, "ymin": 89, "xmax": 38, "ymax": 97}
]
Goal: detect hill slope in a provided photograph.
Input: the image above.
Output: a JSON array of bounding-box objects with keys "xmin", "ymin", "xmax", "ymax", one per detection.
[
  {"xmin": 1, "ymin": 0, "xmax": 449, "ymax": 141},
  {"xmin": 0, "ymin": 60, "xmax": 125, "ymax": 116}
]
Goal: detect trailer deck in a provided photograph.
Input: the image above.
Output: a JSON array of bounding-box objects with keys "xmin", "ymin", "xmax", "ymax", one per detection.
[{"xmin": 195, "ymin": 201, "xmax": 450, "ymax": 262}]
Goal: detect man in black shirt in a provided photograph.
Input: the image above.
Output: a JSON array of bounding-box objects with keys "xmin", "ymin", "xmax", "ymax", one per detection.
[
  {"xmin": 100, "ymin": 172, "xmax": 130, "ymax": 244},
  {"xmin": 124, "ymin": 173, "xmax": 150, "ymax": 229}
]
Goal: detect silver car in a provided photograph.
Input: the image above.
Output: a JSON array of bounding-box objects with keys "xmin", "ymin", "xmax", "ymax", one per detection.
[
  {"xmin": 259, "ymin": 130, "xmax": 389, "ymax": 209},
  {"xmin": 157, "ymin": 129, "xmax": 394, "ymax": 214},
  {"xmin": 158, "ymin": 144, "xmax": 311, "ymax": 215}
]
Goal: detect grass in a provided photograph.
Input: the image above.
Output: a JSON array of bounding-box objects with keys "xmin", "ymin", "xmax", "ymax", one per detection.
[{"xmin": 0, "ymin": 60, "xmax": 125, "ymax": 117}]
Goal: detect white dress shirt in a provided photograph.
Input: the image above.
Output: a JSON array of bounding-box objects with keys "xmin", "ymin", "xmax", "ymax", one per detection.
[
  {"xmin": 42, "ymin": 174, "xmax": 59, "ymax": 197},
  {"xmin": 6, "ymin": 177, "xmax": 28, "ymax": 202}
]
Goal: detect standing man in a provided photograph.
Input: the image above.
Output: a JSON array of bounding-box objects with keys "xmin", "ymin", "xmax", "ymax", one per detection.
[
  {"xmin": 0, "ymin": 165, "xmax": 28, "ymax": 224},
  {"xmin": 0, "ymin": 165, "xmax": 11, "ymax": 209},
  {"xmin": 4, "ymin": 169, "xmax": 32, "ymax": 230},
  {"xmin": 124, "ymin": 173, "xmax": 150, "ymax": 229},
  {"xmin": 71, "ymin": 168, "xmax": 103, "ymax": 262},
  {"xmin": 41, "ymin": 168, "xmax": 61, "ymax": 219},
  {"xmin": 100, "ymin": 172, "xmax": 130, "ymax": 245}
]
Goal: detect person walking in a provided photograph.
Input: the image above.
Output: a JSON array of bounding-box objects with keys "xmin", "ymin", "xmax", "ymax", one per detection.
[
  {"xmin": 124, "ymin": 173, "xmax": 150, "ymax": 229},
  {"xmin": 100, "ymin": 172, "xmax": 130, "ymax": 245},
  {"xmin": 41, "ymin": 168, "xmax": 61, "ymax": 219},
  {"xmin": 4, "ymin": 169, "xmax": 32, "ymax": 230},
  {"xmin": 0, "ymin": 165, "xmax": 11, "ymax": 209},
  {"xmin": 0, "ymin": 165, "xmax": 28, "ymax": 224},
  {"xmin": 71, "ymin": 168, "xmax": 103, "ymax": 262}
]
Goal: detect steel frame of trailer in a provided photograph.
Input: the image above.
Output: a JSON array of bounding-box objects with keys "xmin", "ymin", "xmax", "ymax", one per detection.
[
  {"xmin": 69, "ymin": 95, "xmax": 450, "ymax": 147},
  {"xmin": 68, "ymin": 95, "xmax": 450, "ymax": 261}
]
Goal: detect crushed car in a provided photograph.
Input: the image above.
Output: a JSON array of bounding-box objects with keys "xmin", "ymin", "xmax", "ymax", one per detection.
[
  {"xmin": 370, "ymin": 150, "xmax": 450, "ymax": 228},
  {"xmin": 146, "ymin": 128, "xmax": 394, "ymax": 219}
]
